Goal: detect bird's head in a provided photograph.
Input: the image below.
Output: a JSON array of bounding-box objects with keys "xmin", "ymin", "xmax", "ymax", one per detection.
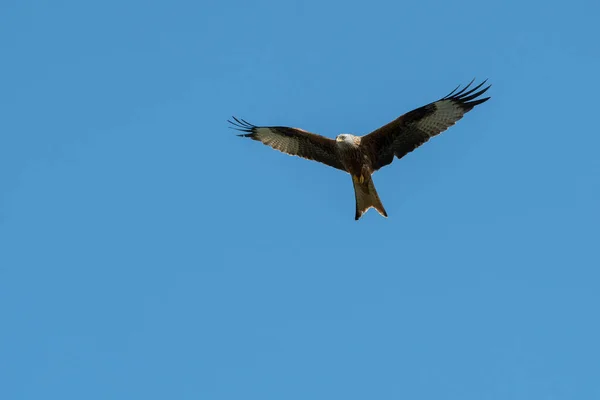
[{"xmin": 336, "ymin": 134, "xmax": 358, "ymax": 147}]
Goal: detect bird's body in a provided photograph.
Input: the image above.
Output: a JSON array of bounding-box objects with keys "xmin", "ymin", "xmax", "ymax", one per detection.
[
  {"xmin": 334, "ymin": 134, "xmax": 387, "ymax": 219},
  {"xmin": 230, "ymin": 79, "xmax": 491, "ymax": 220},
  {"xmin": 335, "ymin": 134, "xmax": 368, "ymax": 178}
]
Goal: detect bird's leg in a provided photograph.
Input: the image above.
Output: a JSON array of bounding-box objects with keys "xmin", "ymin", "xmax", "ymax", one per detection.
[{"xmin": 359, "ymin": 165, "xmax": 371, "ymax": 184}]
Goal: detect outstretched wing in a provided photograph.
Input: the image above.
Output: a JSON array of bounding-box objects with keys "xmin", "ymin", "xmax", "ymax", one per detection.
[
  {"xmin": 229, "ymin": 117, "xmax": 345, "ymax": 171},
  {"xmin": 361, "ymin": 79, "xmax": 491, "ymax": 171}
]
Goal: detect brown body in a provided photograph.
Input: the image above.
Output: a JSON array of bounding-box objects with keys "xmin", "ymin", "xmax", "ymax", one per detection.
[{"xmin": 337, "ymin": 136, "xmax": 370, "ymax": 177}]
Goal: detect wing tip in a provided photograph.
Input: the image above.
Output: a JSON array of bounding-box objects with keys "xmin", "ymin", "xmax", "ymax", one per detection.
[
  {"xmin": 228, "ymin": 116, "xmax": 257, "ymax": 135},
  {"xmin": 442, "ymin": 78, "xmax": 492, "ymax": 110}
]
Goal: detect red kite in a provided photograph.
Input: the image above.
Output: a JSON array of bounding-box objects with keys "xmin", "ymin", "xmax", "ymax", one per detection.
[{"xmin": 230, "ymin": 80, "xmax": 491, "ymax": 220}]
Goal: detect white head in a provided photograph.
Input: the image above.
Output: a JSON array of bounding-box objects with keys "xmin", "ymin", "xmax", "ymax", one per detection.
[{"xmin": 335, "ymin": 134, "xmax": 358, "ymax": 148}]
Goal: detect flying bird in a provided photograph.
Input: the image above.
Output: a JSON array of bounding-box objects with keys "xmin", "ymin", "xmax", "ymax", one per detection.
[{"xmin": 230, "ymin": 79, "xmax": 491, "ymax": 220}]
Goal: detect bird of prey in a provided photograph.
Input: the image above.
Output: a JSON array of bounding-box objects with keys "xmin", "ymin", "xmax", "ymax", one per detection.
[{"xmin": 230, "ymin": 79, "xmax": 491, "ymax": 220}]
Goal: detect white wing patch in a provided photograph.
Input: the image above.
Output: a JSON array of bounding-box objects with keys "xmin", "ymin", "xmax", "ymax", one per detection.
[
  {"xmin": 255, "ymin": 127, "xmax": 300, "ymax": 155},
  {"xmin": 414, "ymin": 100, "xmax": 466, "ymax": 137}
]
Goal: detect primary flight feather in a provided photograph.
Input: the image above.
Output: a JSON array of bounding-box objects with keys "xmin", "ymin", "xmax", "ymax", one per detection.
[{"xmin": 230, "ymin": 79, "xmax": 491, "ymax": 220}]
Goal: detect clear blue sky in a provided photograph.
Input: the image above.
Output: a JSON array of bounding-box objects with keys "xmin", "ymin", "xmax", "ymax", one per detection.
[{"xmin": 1, "ymin": 0, "xmax": 599, "ymax": 398}]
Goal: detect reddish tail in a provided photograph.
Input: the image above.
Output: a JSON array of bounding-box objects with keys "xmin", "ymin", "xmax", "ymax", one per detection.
[{"xmin": 352, "ymin": 175, "xmax": 388, "ymax": 220}]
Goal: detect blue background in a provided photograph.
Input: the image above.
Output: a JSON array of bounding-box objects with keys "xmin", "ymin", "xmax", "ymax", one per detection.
[{"xmin": 1, "ymin": 0, "xmax": 599, "ymax": 398}]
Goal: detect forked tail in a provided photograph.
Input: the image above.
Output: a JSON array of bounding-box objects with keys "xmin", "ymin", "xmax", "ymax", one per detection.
[{"xmin": 352, "ymin": 175, "xmax": 388, "ymax": 220}]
